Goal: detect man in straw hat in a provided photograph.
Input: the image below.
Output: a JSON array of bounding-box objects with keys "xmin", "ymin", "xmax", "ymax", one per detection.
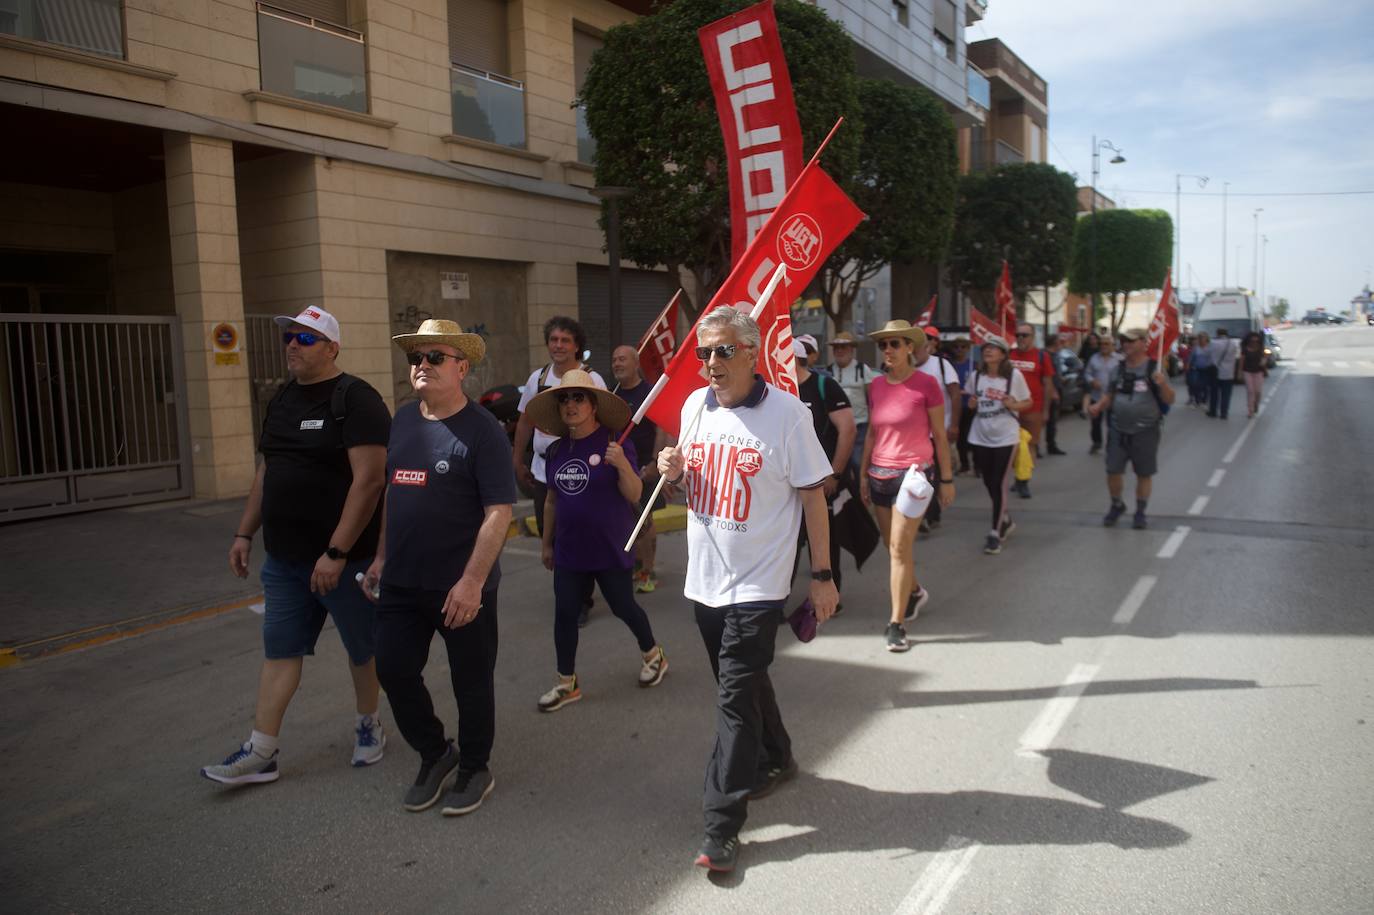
[
  {"xmin": 824, "ymin": 331, "xmax": 878, "ymax": 476},
  {"xmin": 656, "ymin": 306, "xmax": 838, "ymax": 874},
  {"xmin": 205, "ymin": 305, "xmax": 391, "ymax": 787},
  {"xmin": 362, "ymin": 319, "xmax": 516, "ymax": 817},
  {"xmin": 525, "ymin": 369, "xmax": 668, "ymax": 713}
]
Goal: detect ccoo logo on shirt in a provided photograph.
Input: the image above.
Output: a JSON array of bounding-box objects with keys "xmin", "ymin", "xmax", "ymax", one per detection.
[{"xmin": 392, "ymin": 469, "xmax": 427, "ymax": 486}]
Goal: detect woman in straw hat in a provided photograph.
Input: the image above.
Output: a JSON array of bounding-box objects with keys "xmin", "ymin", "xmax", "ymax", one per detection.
[
  {"xmin": 859, "ymin": 320, "xmax": 955, "ymax": 653},
  {"xmin": 527, "ymin": 370, "xmax": 667, "ymax": 712}
]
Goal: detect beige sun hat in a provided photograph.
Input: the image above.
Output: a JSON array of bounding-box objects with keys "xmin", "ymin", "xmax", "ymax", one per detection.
[
  {"xmin": 867, "ymin": 319, "xmax": 925, "ymax": 343},
  {"xmin": 827, "ymin": 331, "xmax": 859, "ymax": 346},
  {"xmin": 525, "ymin": 369, "xmax": 630, "ymax": 437},
  {"xmin": 391, "ymin": 318, "xmax": 486, "ymax": 364}
]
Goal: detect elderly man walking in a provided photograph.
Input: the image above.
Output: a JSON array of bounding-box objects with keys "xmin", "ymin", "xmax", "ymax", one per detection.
[
  {"xmin": 657, "ymin": 306, "xmax": 839, "ymax": 874},
  {"xmin": 610, "ymin": 344, "xmax": 666, "ymax": 594},
  {"xmin": 205, "ymin": 305, "xmax": 391, "ymax": 786},
  {"xmin": 364, "ymin": 319, "xmax": 516, "ymax": 816}
]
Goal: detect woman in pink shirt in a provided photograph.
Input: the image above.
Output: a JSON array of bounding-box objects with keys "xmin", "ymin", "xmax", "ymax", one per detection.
[{"xmin": 859, "ymin": 320, "xmax": 956, "ymax": 653}]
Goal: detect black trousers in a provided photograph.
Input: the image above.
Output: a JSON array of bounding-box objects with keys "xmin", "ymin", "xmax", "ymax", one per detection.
[
  {"xmin": 1090, "ymin": 404, "xmax": 1105, "ymax": 447},
  {"xmin": 553, "ymin": 566, "xmax": 655, "ymax": 675},
  {"xmin": 375, "ymin": 584, "xmax": 498, "ymax": 771},
  {"xmin": 694, "ymin": 600, "xmax": 790, "ymax": 841},
  {"xmin": 1045, "ymin": 401, "xmax": 1059, "ymax": 449},
  {"xmin": 957, "ymin": 404, "xmax": 975, "ymax": 471},
  {"xmin": 794, "ymin": 505, "xmax": 842, "ymax": 591}
]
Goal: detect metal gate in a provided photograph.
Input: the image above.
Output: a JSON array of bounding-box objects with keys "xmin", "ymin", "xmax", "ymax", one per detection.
[
  {"xmin": 0, "ymin": 314, "xmax": 191, "ymax": 521},
  {"xmin": 244, "ymin": 315, "xmax": 289, "ymax": 441}
]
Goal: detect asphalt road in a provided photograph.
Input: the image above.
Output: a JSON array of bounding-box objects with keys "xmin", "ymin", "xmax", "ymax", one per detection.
[{"xmin": 1, "ymin": 325, "xmax": 1370, "ymax": 914}]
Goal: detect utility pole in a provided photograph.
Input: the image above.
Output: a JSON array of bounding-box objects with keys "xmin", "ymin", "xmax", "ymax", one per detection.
[
  {"xmin": 1252, "ymin": 208, "xmax": 1263, "ymax": 293},
  {"xmin": 1221, "ymin": 182, "xmax": 1229, "ymax": 286}
]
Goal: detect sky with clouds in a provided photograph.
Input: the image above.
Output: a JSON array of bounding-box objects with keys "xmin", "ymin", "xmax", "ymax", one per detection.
[{"xmin": 970, "ymin": 0, "xmax": 1374, "ymax": 312}]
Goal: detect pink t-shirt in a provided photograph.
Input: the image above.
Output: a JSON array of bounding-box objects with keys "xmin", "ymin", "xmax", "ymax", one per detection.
[{"xmin": 867, "ymin": 370, "xmax": 944, "ymax": 470}]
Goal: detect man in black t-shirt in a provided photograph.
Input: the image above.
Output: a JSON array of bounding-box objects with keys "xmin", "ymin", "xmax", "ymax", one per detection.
[
  {"xmin": 364, "ymin": 319, "xmax": 516, "ymax": 816},
  {"xmin": 204, "ymin": 306, "xmax": 391, "ymax": 788},
  {"xmin": 611, "ymin": 344, "xmax": 666, "ymax": 594},
  {"xmin": 793, "ymin": 337, "xmax": 855, "ymax": 593}
]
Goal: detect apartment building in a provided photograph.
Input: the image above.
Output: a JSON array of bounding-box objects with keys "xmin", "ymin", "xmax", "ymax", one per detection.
[
  {"xmin": 961, "ymin": 37, "xmax": 1045, "ymax": 173},
  {"xmin": 0, "ymin": 0, "xmax": 676, "ymax": 520}
]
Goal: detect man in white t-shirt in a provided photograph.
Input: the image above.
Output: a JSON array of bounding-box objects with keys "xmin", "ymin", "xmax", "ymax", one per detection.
[
  {"xmin": 825, "ymin": 331, "xmax": 878, "ymax": 475},
  {"xmin": 657, "ymin": 306, "xmax": 837, "ymax": 875},
  {"xmin": 912, "ymin": 326, "xmax": 961, "ymax": 527}
]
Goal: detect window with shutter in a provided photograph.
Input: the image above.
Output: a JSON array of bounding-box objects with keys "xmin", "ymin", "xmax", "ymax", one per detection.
[
  {"xmin": 450, "ymin": 0, "xmax": 509, "ymax": 75},
  {"xmin": 573, "ymin": 27, "xmax": 602, "ymax": 95},
  {"xmin": 933, "ymin": 0, "xmax": 956, "ymax": 42}
]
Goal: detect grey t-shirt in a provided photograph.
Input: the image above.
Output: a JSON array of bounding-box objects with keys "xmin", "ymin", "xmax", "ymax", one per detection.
[{"xmin": 1109, "ymin": 360, "xmax": 1163, "ymax": 434}]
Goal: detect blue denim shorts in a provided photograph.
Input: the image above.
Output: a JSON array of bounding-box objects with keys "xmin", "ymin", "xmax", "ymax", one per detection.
[{"xmin": 261, "ymin": 553, "xmax": 377, "ymax": 665}]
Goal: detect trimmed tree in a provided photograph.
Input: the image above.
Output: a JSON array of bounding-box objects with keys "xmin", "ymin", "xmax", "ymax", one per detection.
[
  {"xmin": 579, "ymin": 0, "xmax": 861, "ymax": 315},
  {"xmin": 818, "ymin": 77, "xmax": 958, "ymax": 331},
  {"xmin": 1068, "ymin": 208, "xmax": 1173, "ymax": 334},
  {"xmin": 950, "ymin": 163, "xmax": 1079, "ymax": 314}
]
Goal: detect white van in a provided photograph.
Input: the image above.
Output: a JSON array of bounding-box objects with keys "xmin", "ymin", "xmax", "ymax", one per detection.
[{"xmin": 1194, "ymin": 288, "xmax": 1262, "ymax": 340}]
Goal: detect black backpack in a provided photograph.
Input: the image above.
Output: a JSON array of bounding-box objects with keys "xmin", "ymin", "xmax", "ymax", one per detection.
[
  {"xmin": 1115, "ymin": 360, "xmax": 1170, "ymax": 416},
  {"xmin": 269, "ymin": 373, "xmax": 358, "ymax": 426}
]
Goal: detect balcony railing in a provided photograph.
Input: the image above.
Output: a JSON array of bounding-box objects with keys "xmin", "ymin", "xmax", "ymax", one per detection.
[
  {"xmin": 994, "ymin": 138, "xmax": 1025, "ymax": 165},
  {"xmin": 967, "ymin": 64, "xmax": 991, "ymax": 111},
  {"xmin": 256, "ymin": 3, "xmax": 367, "ymax": 114},
  {"xmin": 0, "ymin": 0, "xmax": 124, "ymax": 58},
  {"xmin": 451, "ymin": 64, "xmax": 527, "ymax": 149},
  {"xmin": 575, "ymin": 103, "xmax": 595, "ymax": 164}
]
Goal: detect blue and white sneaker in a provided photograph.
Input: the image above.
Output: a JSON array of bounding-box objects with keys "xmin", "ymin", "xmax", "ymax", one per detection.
[
  {"xmin": 201, "ymin": 742, "xmax": 279, "ymax": 785},
  {"xmin": 352, "ymin": 715, "xmax": 386, "ymax": 767}
]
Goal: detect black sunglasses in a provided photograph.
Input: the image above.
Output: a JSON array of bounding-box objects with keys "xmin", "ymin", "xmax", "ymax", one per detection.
[
  {"xmin": 877, "ymin": 338, "xmax": 908, "ymax": 350},
  {"xmin": 1015, "ymin": 332, "xmax": 1033, "ymax": 338},
  {"xmin": 405, "ymin": 350, "xmax": 465, "ymax": 366},
  {"xmin": 282, "ymin": 331, "xmax": 323, "ymax": 346},
  {"xmin": 555, "ymin": 391, "xmax": 589, "ymax": 405},
  {"xmin": 695, "ymin": 344, "xmax": 739, "ymax": 361}
]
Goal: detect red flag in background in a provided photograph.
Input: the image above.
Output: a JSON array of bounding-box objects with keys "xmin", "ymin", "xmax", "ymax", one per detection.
[
  {"xmin": 1148, "ymin": 268, "xmax": 1181, "ymax": 362},
  {"xmin": 969, "ymin": 308, "xmax": 1004, "ymax": 347},
  {"xmin": 645, "ymin": 160, "xmax": 864, "ymax": 436},
  {"xmin": 995, "ymin": 260, "xmax": 1017, "ymax": 340},
  {"xmin": 699, "ymin": 0, "xmax": 804, "ymax": 266},
  {"xmin": 915, "ymin": 294, "xmax": 937, "ymax": 327},
  {"xmin": 635, "ymin": 290, "xmax": 681, "ymax": 382}
]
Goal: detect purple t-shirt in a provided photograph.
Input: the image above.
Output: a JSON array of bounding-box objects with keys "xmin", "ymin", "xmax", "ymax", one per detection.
[{"xmin": 546, "ymin": 426, "xmax": 639, "ymax": 571}]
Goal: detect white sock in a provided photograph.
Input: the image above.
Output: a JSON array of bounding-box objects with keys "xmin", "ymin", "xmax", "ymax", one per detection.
[
  {"xmin": 990, "ymin": 529, "xmax": 1000, "ymax": 537},
  {"xmin": 249, "ymin": 729, "xmax": 278, "ymax": 758}
]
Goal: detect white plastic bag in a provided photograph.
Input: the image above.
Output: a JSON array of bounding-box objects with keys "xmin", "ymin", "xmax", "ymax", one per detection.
[{"xmin": 895, "ymin": 464, "xmax": 933, "ymax": 519}]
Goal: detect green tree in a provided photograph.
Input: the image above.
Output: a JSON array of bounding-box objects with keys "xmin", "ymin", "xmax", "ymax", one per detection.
[
  {"xmin": 950, "ymin": 163, "xmax": 1079, "ymax": 315},
  {"xmin": 580, "ymin": 0, "xmax": 860, "ymax": 315},
  {"xmin": 1271, "ymin": 297, "xmax": 1290, "ymax": 322},
  {"xmin": 819, "ymin": 78, "xmax": 958, "ymax": 330},
  {"xmin": 1068, "ymin": 208, "xmax": 1173, "ymax": 334}
]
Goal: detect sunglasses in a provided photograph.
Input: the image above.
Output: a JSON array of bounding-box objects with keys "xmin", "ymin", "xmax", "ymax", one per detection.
[
  {"xmin": 282, "ymin": 331, "xmax": 324, "ymax": 346},
  {"xmin": 405, "ymin": 350, "xmax": 465, "ymax": 366},
  {"xmin": 555, "ymin": 391, "xmax": 589, "ymax": 406},
  {"xmin": 1015, "ymin": 332, "xmax": 1033, "ymax": 338},
  {"xmin": 877, "ymin": 338, "xmax": 908, "ymax": 350},
  {"xmin": 695, "ymin": 344, "xmax": 739, "ymax": 361}
]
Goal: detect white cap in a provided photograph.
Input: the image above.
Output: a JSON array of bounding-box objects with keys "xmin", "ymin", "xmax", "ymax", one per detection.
[
  {"xmin": 792, "ymin": 338, "xmax": 808, "ymax": 358},
  {"xmin": 795, "ymin": 333, "xmax": 819, "ymax": 353},
  {"xmin": 274, "ymin": 305, "xmax": 341, "ymax": 343},
  {"xmin": 895, "ymin": 465, "xmax": 934, "ymax": 520}
]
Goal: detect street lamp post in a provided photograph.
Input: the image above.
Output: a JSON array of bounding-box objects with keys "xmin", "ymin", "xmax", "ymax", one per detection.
[
  {"xmin": 590, "ymin": 185, "xmax": 634, "ymax": 354},
  {"xmin": 1261, "ymin": 234, "xmax": 1269, "ymax": 316},
  {"xmin": 1221, "ymin": 181, "xmax": 1230, "ymax": 286},
  {"xmin": 1089, "ymin": 136, "xmax": 1125, "ymax": 324},
  {"xmin": 1251, "ymin": 208, "xmax": 1263, "ymax": 294},
  {"xmin": 1175, "ymin": 173, "xmax": 1208, "ymax": 294}
]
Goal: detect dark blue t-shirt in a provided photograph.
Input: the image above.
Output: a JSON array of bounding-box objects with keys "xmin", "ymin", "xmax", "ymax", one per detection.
[
  {"xmin": 545, "ymin": 426, "xmax": 638, "ymax": 571},
  {"xmin": 384, "ymin": 400, "xmax": 516, "ymax": 591}
]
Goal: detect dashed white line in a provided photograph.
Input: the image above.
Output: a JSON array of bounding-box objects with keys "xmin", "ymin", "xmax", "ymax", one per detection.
[
  {"xmin": 892, "ymin": 836, "xmax": 982, "ymax": 915},
  {"xmin": 1307, "ymin": 360, "xmax": 1323, "ymax": 368},
  {"xmin": 1207, "ymin": 469, "xmax": 1226, "ymax": 488},
  {"xmin": 1113, "ymin": 575, "xmax": 1159, "ymax": 623},
  {"xmin": 1156, "ymin": 527, "xmax": 1191, "ymax": 560},
  {"xmin": 1222, "ymin": 422, "xmax": 1255, "ymax": 464},
  {"xmin": 1360, "ymin": 361, "xmax": 1374, "ymax": 369},
  {"xmin": 1187, "ymin": 495, "xmax": 1209, "ymax": 515},
  {"xmin": 1333, "ymin": 360, "xmax": 1351, "ymax": 369},
  {"xmin": 1016, "ymin": 663, "xmax": 1101, "ymax": 756}
]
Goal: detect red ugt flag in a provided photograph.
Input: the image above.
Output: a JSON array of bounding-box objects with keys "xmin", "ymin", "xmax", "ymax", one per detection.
[
  {"xmin": 969, "ymin": 308, "xmax": 1004, "ymax": 347},
  {"xmin": 915, "ymin": 294, "xmax": 937, "ymax": 327},
  {"xmin": 699, "ymin": 0, "xmax": 804, "ymax": 266},
  {"xmin": 995, "ymin": 260, "xmax": 1018, "ymax": 340},
  {"xmin": 646, "ymin": 161, "xmax": 865, "ymax": 437},
  {"xmin": 1148, "ymin": 268, "xmax": 1181, "ymax": 361},
  {"xmin": 635, "ymin": 290, "xmax": 681, "ymax": 382}
]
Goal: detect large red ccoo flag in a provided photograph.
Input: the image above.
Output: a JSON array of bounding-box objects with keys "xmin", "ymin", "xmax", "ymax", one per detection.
[
  {"xmin": 915, "ymin": 294, "xmax": 937, "ymax": 328},
  {"xmin": 1147, "ymin": 268, "xmax": 1181, "ymax": 362},
  {"xmin": 645, "ymin": 160, "xmax": 864, "ymax": 436},
  {"xmin": 635, "ymin": 290, "xmax": 681, "ymax": 382}
]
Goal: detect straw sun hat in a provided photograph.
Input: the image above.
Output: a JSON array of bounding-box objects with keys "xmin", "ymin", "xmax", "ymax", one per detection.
[
  {"xmin": 525, "ymin": 369, "xmax": 629, "ymax": 437},
  {"xmin": 867, "ymin": 319, "xmax": 925, "ymax": 343},
  {"xmin": 391, "ymin": 318, "xmax": 486, "ymax": 364}
]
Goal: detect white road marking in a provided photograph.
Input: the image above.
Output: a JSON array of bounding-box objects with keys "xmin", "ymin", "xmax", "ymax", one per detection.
[
  {"xmin": 1333, "ymin": 360, "xmax": 1350, "ymax": 368},
  {"xmin": 1307, "ymin": 360, "xmax": 1323, "ymax": 368},
  {"xmin": 1156, "ymin": 527, "xmax": 1191, "ymax": 560},
  {"xmin": 892, "ymin": 835, "xmax": 981, "ymax": 915},
  {"xmin": 1207, "ymin": 469, "xmax": 1226, "ymax": 488},
  {"xmin": 1222, "ymin": 421, "xmax": 1255, "ymax": 464},
  {"xmin": 1360, "ymin": 361, "xmax": 1374, "ymax": 369},
  {"xmin": 1113, "ymin": 575, "xmax": 1158, "ymax": 623},
  {"xmin": 1187, "ymin": 495, "xmax": 1209, "ymax": 515},
  {"xmin": 1016, "ymin": 663, "xmax": 1101, "ymax": 756}
]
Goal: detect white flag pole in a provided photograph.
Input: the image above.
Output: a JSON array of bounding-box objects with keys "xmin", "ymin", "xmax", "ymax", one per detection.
[{"xmin": 623, "ymin": 264, "xmax": 789, "ymax": 551}]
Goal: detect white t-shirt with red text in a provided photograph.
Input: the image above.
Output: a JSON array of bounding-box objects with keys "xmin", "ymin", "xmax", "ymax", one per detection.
[{"xmin": 679, "ymin": 382, "xmax": 832, "ymax": 608}]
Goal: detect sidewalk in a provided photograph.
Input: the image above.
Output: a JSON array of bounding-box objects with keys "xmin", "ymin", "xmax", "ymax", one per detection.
[{"xmin": 2, "ymin": 495, "xmax": 684, "ymax": 662}]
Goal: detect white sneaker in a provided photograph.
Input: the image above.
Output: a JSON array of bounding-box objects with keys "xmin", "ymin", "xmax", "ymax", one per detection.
[
  {"xmin": 639, "ymin": 646, "xmax": 668, "ymax": 687},
  {"xmin": 201, "ymin": 742, "xmax": 279, "ymax": 785},
  {"xmin": 351, "ymin": 715, "xmax": 386, "ymax": 767}
]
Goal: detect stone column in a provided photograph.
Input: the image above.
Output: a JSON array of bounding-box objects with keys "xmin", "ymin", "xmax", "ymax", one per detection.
[{"xmin": 164, "ymin": 132, "xmax": 255, "ymax": 499}]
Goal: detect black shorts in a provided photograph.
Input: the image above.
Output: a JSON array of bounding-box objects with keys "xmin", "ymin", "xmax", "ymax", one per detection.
[
  {"xmin": 867, "ymin": 472, "xmax": 903, "ymax": 508},
  {"xmin": 1105, "ymin": 426, "xmax": 1160, "ymax": 477}
]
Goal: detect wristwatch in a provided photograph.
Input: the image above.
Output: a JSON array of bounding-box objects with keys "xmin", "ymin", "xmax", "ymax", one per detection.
[
  {"xmin": 810, "ymin": 569, "xmax": 833, "ymax": 582},
  {"xmin": 326, "ymin": 545, "xmax": 348, "ymax": 561}
]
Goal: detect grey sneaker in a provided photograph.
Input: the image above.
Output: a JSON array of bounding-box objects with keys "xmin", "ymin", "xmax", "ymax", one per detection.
[
  {"xmin": 441, "ymin": 768, "xmax": 495, "ymax": 816},
  {"xmin": 201, "ymin": 742, "xmax": 279, "ymax": 786},
  {"xmin": 885, "ymin": 622, "xmax": 910, "ymax": 653},
  {"xmin": 983, "ymin": 534, "xmax": 1002, "ymax": 555},
  {"xmin": 639, "ymin": 646, "xmax": 668, "ymax": 687},
  {"xmin": 748, "ymin": 757, "xmax": 798, "ymax": 801},
  {"xmin": 903, "ymin": 587, "xmax": 930, "ymax": 621},
  {"xmin": 403, "ymin": 742, "xmax": 459, "ymax": 812},
  {"xmin": 351, "ymin": 715, "xmax": 386, "ymax": 768},
  {"xmin": 1103, "ymin": 500, "xmax": 1127, "ymax": 527}
]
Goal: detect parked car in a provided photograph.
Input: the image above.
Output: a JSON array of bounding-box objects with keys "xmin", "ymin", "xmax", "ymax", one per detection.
[
  {"xmin": 1262, "ymin": 329, "xmax": 1281, "ymax": 368},
  {"xmin": 1301, "ymin": 310, "xmax": 1329, "ymax": 325}
]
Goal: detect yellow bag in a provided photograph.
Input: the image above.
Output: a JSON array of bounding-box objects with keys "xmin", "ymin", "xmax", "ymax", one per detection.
[{"xmin": 1014, "ymin": 427, "xmax": 1034, "ymax": 482}]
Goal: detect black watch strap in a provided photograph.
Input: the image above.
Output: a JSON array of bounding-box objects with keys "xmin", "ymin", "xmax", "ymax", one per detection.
[
  {"xmin": 810, "ymin": 569, "xmax": 833, "ymax": 582},
  {"xmin": 326, "ymin": 545, "xmax": 347, "ymax": 560}
]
